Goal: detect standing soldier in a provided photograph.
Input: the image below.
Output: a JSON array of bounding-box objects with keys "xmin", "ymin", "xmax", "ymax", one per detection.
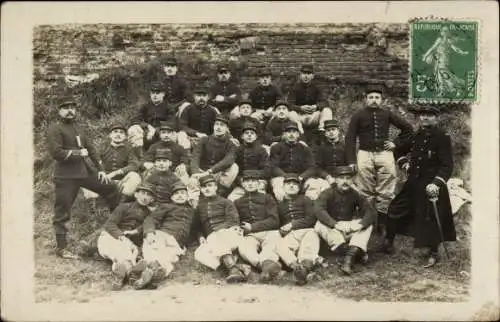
[
  {"xmin": 209, "ymin": 63, "xmax": 242, "ymax": 116},
  {"xmin": 247, "ymin": 67, "xmax": 283, "ymax": 121},
  {"xmin": 383, "ymin": 106, "xmax": 456, "ymax": 268},
  {"xmin": 345, "ymin": 84, "xmax": 413, "ymax": 235},
  {"xmin": 288, "ymin": 64, "xmax": 333, "ymax": 132},
  {"xmin": 160, "ymin": 57, "xmax": 193, "ymax": 118},
  {"xmin": 46, "ymin": 100, "xmax": 120, "ymax": 259}
]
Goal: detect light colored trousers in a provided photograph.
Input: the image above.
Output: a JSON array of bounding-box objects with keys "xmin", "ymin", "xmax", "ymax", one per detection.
[
  {"xmin": 276, "ymin": 228, "xmax": 320, "ymax": 267},
  {"xmin": 229, "ymin": 106, "xmax": 273, "ymax": 121},
  {"xmin": 314, "ymin": 220, "xmax": 373, "ymax": 252},
  {"xmin": 194, "ymin": 228, "xmax": 244, "ymax": 270},
  {"xmin": 288, "ymin": 107, "xmax": 333, "ymax": 128},
  {"xmin": 271, "ymin": 177, "xmax": 317, "ymax": 202},
  {"xmin": 356, "ymin": 150, "xmax": 397, "ymax": 214},
  {"xmin": 302, "ymin": 178, "xmax": 331, "ymax": 200},
  {"xmin": 238, "ymin": 231, "xmax": 281, "ymax": 267},
  {"xmin": 227, "ymin": 180, "xmax": 268, "ymax": 202},
  {"xmin": 82, "ymin": 171, "xmax": 142, "ymax": 199},
  {"xmin": 127, "ymin": 124, "xmax": 191, "ymax": 150},
  {"xmin": 97, "ymin": 231, "xmax": 139, "ymax": 265},
  {"xmin": 142, "ymin": 230, "xmax": 186, "ymax": 277}
]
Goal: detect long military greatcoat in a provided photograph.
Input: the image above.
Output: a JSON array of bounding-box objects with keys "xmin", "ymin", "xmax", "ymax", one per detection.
[{"xmin": 387, "ymin": 125, "xmax": 456, "ymax": 248}]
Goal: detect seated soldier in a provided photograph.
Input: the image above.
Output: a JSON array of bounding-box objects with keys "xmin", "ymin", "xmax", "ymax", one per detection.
[
  {"xmin": 228, "ymin": 98, "xmax": 264, "ymax": 140},
  {"xmin": 275, "ymin": 174, "xmax": 320, "ymax": 286},
  {"xmin": 143, "ymin": 121, "xmax": 189, "ymax": 185},
  {"xmin": 248, "ymin": 68, "xmax": 283, "ymax": 122},
  {"xmin": 134, "ymin": 182, "xmax": 195, "ymax": 290},
  {"xmin": 194, "ymin": 174, "xmax": 250, "ymax": 283},
  {"xmin": 314, "ymin": 166, "xmax": 376, "ymax": 275},
  {"xmin": 82, "ymin": 122, "xmax": 141, "ymax": 201},
  {"xmin": 270, "ymin": 122, "xmax": 316, "ymax": 202},
  {"xmin": 305, "ymin": 120, "xmax": 348, "ymax": 200},
  {"xmin": 227, "ymin": 122, "xmax": 270, "ymax": 202},
  {"xmin": 209, "ymin": 63, "xmax": 241, "ymax": 117},
  {"xmin": 128, "ymin": 82, "xmax": 189, "ymax": 151},
  {"xmin": 144, "ymin": 149, "xmax": 182, "ymax": 205},
  {"xmin": 179, "ymin": 85, "xmax": 220, "ymax": 146},
  {"xmin": 96, "ymin": 183, "xmax": 156, "ymax": 290},
  {"xmin": 190, "ymin": 115, "xmax": 239, "ymax": 198},
  {"xmin": 264, "ymin": 100, "xmax": 304, "ymax": 146},
  {"xmin": 235, "ymin": 170, "xmax": 282, "ymax": 283}
]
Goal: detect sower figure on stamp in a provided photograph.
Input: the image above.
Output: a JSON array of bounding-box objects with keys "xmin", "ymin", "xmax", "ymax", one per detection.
[
  {"xmin": 314, "ymin": 166, "xmax": 377, "ymax": 275},
  {"xmin": 47, "ymin": 100, "xmax": 120, "ymax": 259},
  {"xmin": 306, "ymin": 119, "xmax": 348, "ymax": 200},
  {"xmin": 345, "ymin": 84, "xmax": 413, "ymax": 236},
  {"xmin": 234, "ymin": 170, "xmax": 282, "ymax": 283},
  {"xmin": 194, "ymin": 174, "xmax": 250, "ymax": 283},
  {"xmin": 382, "ymin": 106, "xmax": 456, "ymax": 268},
  {"xmin": 97, "ymin": 183, "xmax": 156, "ymax": 290},
  {"xmin": 275, "ymin": 174, "xmax": 321, "ymax": 286},
  {"xmin": 210, "ymin": 63, "xmax": 242, "ymax": 117},
  {"xmin": 134, "ymin": 182, "xmax": 195, "ymax": 290},
  {"xmin": 128, "ymin": 82, "xmax": 178, "ymax": 152},
  {"xmin": 288, "ymin": 64, "xmax": 333, "ymax": 133}
]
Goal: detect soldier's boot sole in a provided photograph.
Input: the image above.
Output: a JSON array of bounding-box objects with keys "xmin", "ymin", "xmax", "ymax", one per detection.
[
  {"xmin": 226, "ymin": 267, "xmax": 246, "ymax": 284},
  {"xmin": 133, "ymin": 267, "xmax": 155, "ymax": 290}
]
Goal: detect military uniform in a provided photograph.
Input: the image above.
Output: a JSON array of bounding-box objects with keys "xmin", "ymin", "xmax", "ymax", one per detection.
[
  {"xmin": 144, "ymin": 149, "xmax": 182, "ymax": 204},
  {"xmin": 209, "ymin": 64, "xmax": 242, "ymax": 116},
  {"xmin": 46, "ymin": 101, "xmax": 120, "ymax": 256},
  {"xmin": 179, "ymin": 100, "xmax": 220, "ymax": 137},
  {"xmin": 386, "ymin": 107, "xmax": 456, "ymax": 260}
]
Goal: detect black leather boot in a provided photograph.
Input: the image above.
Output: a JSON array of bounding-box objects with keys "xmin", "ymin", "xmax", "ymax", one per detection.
[
  {"xmin": 341, "ymin": 246, "xmax": 360, "ymax": 275},
  {"xmin": 221, "ymin": 254, "xmax": 246, "ymax": 283},
  {"xmin": 260, "ymin": 260, "xmax": 281, "ymax": 283}
]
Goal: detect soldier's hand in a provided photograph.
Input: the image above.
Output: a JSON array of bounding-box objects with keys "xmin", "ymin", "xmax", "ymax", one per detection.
[
  {"xmin": 426, "ymin": 183, "xmax": 440, "ymax": 198},
  {"xmin": 215, "ymin": 95, "xmax": 225, "ymax": 102},
  {"xmin": 80, "ymin": 148, "xmax": 89, "ymax": 157},
  {"xmin": 144, "ymin": 232, "xmax": 156, "ymax": 244},
  {"xmin": 196, "ymin": 132, "xmax": 207, "ymax": 138},
  {"xmin": 335, "ymin": 221, "xmax": 350, "ymax": 232},
  {"xmin": 123, "ymin": 229, "xmax": 138, "ymax": 235},
  {"xmin": 198, "ymin": 236, "xmax": 207, "ymax": 245},
  {"xmin": 229, "ymin": 94, "xmax": 237, "ymax": 99},
  {"xmin": 241, "ymin": 222, "xmax": 252, "ymax": 234},
  {"xmin": 384, "ymin": 141, "xmax": 396, "ymax": 151},
  {"xmin": 230, "ymin": 137, "xmax": 240, "ymax": 147},
  {"xmin": 326, "ymin": 175, "xmax": 336, "ymax": 185},
  {"xmin": 349, "ymin": 221, "xmax": 363, "ymax": 232},
  {"xmin": 279, "ymin": 224, "xmax": 291, "ymax": 237},
  {"xmin": 98, "ymin": 171, "xmax": 111, "ymax": 184}
]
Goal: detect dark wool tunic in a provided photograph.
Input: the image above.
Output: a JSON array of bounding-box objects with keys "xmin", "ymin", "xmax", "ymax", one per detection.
[
  {"xmin": 209, "ymin": 81, "xmax": 241, "ymax": 115},
  {"xmin": 270, "ymin": 142, "xmax": 315, "ymax": 179},
  {"xmin": 144, "ymin": 140, "xmax": 188, "ymax": 169},
  {"xmin": 197, "ymin": 195, "xmax": 240, "ymax": 236},
  {"xmin": 234, "ymin": 141, "xmax": 271, "ymax": 179},
  {"xmin": 47, "ymin": 120, "xmax": 104, "ymax": 178},
  {"xmin": 234, "ymin": 192, "xmax": 279, "ymax": 233},
  {"xmin": 313, "ymin": 138, "xmax": 348, "ymax": 178},
  {"xmin": 263, "ymin": 117, "xmax": 292, "ymax": 145},
  {"xmin": 229, "ymin": 115, "xmax": 263, "ymax": 140},
  {"xmin": 191, "ymin": 134, "xmax": 237, "ymax": 174},
  {"xmin": 388, "ymin": 126, "xmax": 456, "ymax": 248},
  {"xmin": 104, "ymin": 202, "xmax": 152, "ymax": 239},
  {"xmin": 100, "ymin": 142, "xmax": 140, "ymax": 179},
  {"xmin": 144, "ymin": 169, "xmax": 181, "ymax": 204},
  {"xmin": 249, "ymin": 84, "xmax": 283, "ymax": 110},
  {"xmin": 130, "ymin": 101, "xmax": 178, "ymax": 129},
  {"xmin": 288, "ymin": 80, "xmax": 324, "ymax": 110},
  {"xmin": 277, "ymin": 195, "xmax": 316, "ymax": 230},
  {"xmin": 179, "ymin": 103, "xmax": 220, "ymax": 136},
  {"xmin": 345, "ymin": 107, "xmax": 413, "ymax": 164},
  {"xmin": 162, "ymin": 75, "xmax": 193, "ymax": 105},
  {"xmin": 143, "ymin": 202, "xmax": 195, "ymax": 246},
  {"xmin": 314, "ymin": 185, "xmax": 376, "ymax": 229}
]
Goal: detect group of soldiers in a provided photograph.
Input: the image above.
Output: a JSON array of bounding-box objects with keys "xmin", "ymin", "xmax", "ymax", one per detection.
[{"xmin": 46, "ymin": 57, "xmax": 457, "ymax": 290}]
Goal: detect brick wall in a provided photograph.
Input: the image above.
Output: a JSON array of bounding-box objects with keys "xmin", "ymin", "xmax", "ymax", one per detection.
[{"xmin": 33, "ymin": 23, "xmax": 409, "ymax": 97}]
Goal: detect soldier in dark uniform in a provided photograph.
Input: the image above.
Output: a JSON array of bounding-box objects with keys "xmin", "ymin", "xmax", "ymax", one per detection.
[
  {"xmin": 46, "ymin": 100, "xmax": 121, "ymax": 259},
  {"xmin": 383, "ymin": 106, "xmax": 456, "ymax": 268},
  {"xmin": 160, "ymin": 57, "xmax": 193, "ymax": 118},
  {"xmin": 209, "ymin": 63, "xmax": 242, "ymax": 116},
  {"xmin": 247, "ymin": 68, "xmax": 283, "ymax": 122}
]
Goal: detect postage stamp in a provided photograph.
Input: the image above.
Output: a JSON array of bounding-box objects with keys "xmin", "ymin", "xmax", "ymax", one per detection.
[{"xmin": 410, "ymin": 20, "xmax": 479, "ymax": 103}]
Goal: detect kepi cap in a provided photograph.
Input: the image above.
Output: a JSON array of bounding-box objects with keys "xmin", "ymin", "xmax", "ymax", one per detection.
[
  {"xmin": 323, "ymin": 120, "xmax": 339, "ymax": 130},
  {"xmin": 217, "ymin": 63, "xmax": 230, "ymax": 72},
  {"xmin": 274, "ymin": 100, "xmax": 290, "ymax": 109},
  {"xmin": 334, "ymin": 165, "xmax": 356, "ymax": 177},
  {"xmin": 135, "ymin": 183, "xmax": 156, "ymax": 196},
  {"xmin": 258, "ymin": 68, "xmax": 272, "ymax": 77},
  {"xmin": 284, "ymin": 122, "xmax": 299, "ymax": 132},
  {"xmin": 150, "ymin": 82, "xmax": 165, "ymax": 92},
  {"xmin": 283, "ymin": 173, "xmax": 302, "ymax": 184},
  {"xmin": 241, "ymin": 170, "xmax": 262, "ymax": 180},
  {"xmin": 241, "ymin": 121, "xmax": 257, "ymax": 133},
  {"xmin": 365, "ymin": 84, "xmax": 385, "ymax": 95},
  {"xmin": 300, "ymin": 64, "xmax": 314, "ymax": 73},
  {"xmin": 215, "ymin": 115, "xmax": 229, "ymax": 125},
  {"xmin": 199, "ymin": 174, "xmax": 216, "ymax": 186},
  {"xmin": 155, "ymin": 149, "xmax": 173, "ymax": 161},
  {"xmin": 171, "ymin": 182, "xmax": 188, "ymax": 193},
  {"xmin": 409, "ymin": 105, "xmax": 440, "ymax": 115},
  {"xmin": 58, "ymin": 100, "xmax": 77, "ymax": 109},
  {"xmin": 109, "ymin": 122, "xmax": 127, "ymax": 132},
  {"xmin": 157, "ymin": 121, "xmax": 176, "ymax": 131},
  {"xmin": 164, "ymin": 57, "xmax": 178, "ymax": 66}
]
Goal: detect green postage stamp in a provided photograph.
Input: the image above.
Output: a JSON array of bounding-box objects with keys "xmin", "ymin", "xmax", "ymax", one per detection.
[{"xmin": 410, "ymin": 20, "xmax": 479, "ymax": 103}]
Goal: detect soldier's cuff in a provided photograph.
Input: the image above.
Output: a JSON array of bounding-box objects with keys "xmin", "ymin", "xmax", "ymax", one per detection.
[
  {"xmin": 396, "ymin": 156, "xmax": 408, "ymax": 168},
  {"xmin": 432, "ymin": 176, "xmax": 447, "ymax": 187}
]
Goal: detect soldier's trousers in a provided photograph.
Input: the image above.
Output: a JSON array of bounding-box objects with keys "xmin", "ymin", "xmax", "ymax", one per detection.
[
  {"xmin": 276, "ymin": 228, "xmax": 320, "ymax": 267},
  {"xmin": 97, "ymin": 231, "xmax": 139, "ymax": 265},
  {"xmin": 142, "ymin": 231, "xmax": 186, "ymax": 277},
  {"xmin": 314, "ymin": 221, "xmax": 373, "ymax": 252},
  {"xmin": 82, "ymin": 171, "xmax": 142, "ymax": 199},
  {"xmin": 288, "ymin": 107, "xmax": 333, "ymax": 128},
  {"xmin": 238, "ymin": 231, "xmax": 281, "ymax": 267},
  {"xmin": 356, "ymin": 150, "xmax": 397, "ymax": 215},
  {"xmin": 194, "ymin": 228, "xmax": 244, "ymax": 270},
  {"xmin": 302, "ymin": 178, "xmax": 332, "ymax": 200},
  {"xmin": 53, "ymin": 176, "xmax": 120, "ymax": 247}
]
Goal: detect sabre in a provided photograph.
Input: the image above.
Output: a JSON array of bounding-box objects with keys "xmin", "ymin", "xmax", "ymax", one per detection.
[{"xmin": 429, "ymin": 196, "xmax": 449, "ymax": 260}]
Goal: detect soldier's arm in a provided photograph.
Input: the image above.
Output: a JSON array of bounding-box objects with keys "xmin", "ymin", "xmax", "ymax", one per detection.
[
  {"xmin": 287, "ymin": 85, "xmax": 302, "ymax": 112},
  {"xmin": 299, "ymin": 146, "xmax": 316, "ymax": 179},
  {"xmin": 355, "ymin": 191, "xmax": 377, "ymax": 228},
  {"xmin": 432, "ymin": 133, "xmax": 454, "ymax": 188},
  {"xmin": 142, "ymin": 206, "xmax": 167, "ymax": 235},
  {"xmin": 178, "ymin": 145, "xmax": 189, "ymax": 166},
  {"xmin": 251, "ymin": 196, "xmax": 279, "ymax": 233},
  {"xmin": 46, "ymin": 125, "xmax": 82, "ymax": 162},
  {"xmin": 225, "ymin": 200, "xmax": 240, "ymax": 227},
  {"xmin": 270, "ymin": 144, "xmax": 286, "ymax": 177},
  {"xmin": 190, "ymin": 136, "xmax": 205, "ymax": 173},
  {"xmin": 259, "ymin": 147, "xmax": 272, "ymax": 180},
  {"xmin": 314, "ymin": 189, "xmax": 337, "ymax": 228},
  {"xmin": 394, "ymin": 132, "xmax": 414, "ymax": 168},
  {"xmin": 209, "ymin": 140, "xmax": 237, "ymax": 174},
  {"xmin": 130, "ymin": 104, "xmax": 147, "ymax": 126},
  {"xmin": 389, "ymin": 111, "xmax": 414, "ymax": 145},
  {"xmin": 225, "ymin": 84, "xmax": 241, "ymax": 105},
  {"xmin": 179, "ymin": 106, "xmax": 198, "ymax": 136},
  {"xmin": 103, "ymin": 204, "xmax": 128, "ymax": 239},
  {"xmin": 291, "ymin": 197, "xmax": 316, "ymax": 229},
  {"xmin": 82, "ymin": 131, "xmax": 105, "ymax": 171},
  {"xmin": 181, "ymin": 78, "xmax": 194, "ymax": 103},
  {"xmin": 119, "ymin": 145, "xmax": 141, "ymax": 174},
  {"xmin": 313, "ymin": 146, "xmax": 329, "ymax": 179},
  {"xmin": 344, "ymin": 112, "xmax": 360, "ymax": 165},
  {"xmin": 264, "ymin": 121, "xmax": 280, "ymax": 145}
]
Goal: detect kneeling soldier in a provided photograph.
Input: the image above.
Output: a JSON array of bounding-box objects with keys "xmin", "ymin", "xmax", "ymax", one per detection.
[
  {"xmin": 314, "ymin": 166, "xmax": 376, "ymax": 275},
  {"xmin": 144, "ymin": 149, "xmax": 182, "ymax": 205},
  {"xmin": 194, "ymin": 174, "xmax": 249, "ymax": 283},
  {"xmin": 234, "ymin": 170, "xmax": 282, "ymax": 283},
  {"xmin": 134, "ymin": 182, "xmax": 195, "ymax": 289},
  {"xmin": 97, "ymin": 183, "xmax": 156, "ymax": 290},
  {"xmin": 275, "ymin": 174, "xmax": 320, "ymax": 286}
]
